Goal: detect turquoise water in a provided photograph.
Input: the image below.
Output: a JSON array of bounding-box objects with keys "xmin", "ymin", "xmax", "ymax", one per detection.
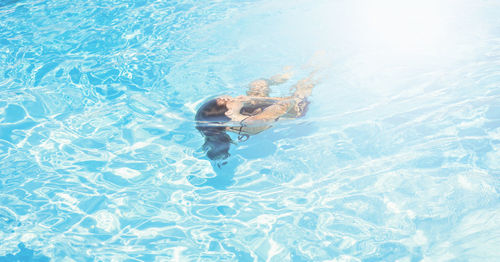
[{"xmin": 1, "ymin": 0, "xmax": 499, "ymax": 260}]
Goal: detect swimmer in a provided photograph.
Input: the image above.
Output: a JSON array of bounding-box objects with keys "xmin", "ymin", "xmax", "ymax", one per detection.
[{"xmin": 195, "ymin": 69, "xmax": 316, "ymax": 160}]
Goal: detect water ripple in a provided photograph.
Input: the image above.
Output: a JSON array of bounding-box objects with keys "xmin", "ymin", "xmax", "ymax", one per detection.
[{"xmin": 1, "ymin": 0, "xmax": 500, "ymax": 260}]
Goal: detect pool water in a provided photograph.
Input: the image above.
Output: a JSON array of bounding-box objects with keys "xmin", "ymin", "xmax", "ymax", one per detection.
[{"xmin": 1, "ymin": 0, "xmax": 499, "ymax": 260}]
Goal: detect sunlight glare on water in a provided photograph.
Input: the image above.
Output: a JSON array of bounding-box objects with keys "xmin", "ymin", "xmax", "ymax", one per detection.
[{"xmin": 353, "ymin": 0, "xmax": 449, "ymax": 52}]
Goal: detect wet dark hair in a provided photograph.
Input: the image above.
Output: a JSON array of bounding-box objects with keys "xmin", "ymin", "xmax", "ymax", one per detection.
[{"xmin": 195, "ymin": 99, "xmax": 232, "ymax": 160}]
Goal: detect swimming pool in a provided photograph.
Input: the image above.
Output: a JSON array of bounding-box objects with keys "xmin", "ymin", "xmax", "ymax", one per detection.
[{"xmin": 1, "ymin": 0, "xmax": 499, "ymax": 260}]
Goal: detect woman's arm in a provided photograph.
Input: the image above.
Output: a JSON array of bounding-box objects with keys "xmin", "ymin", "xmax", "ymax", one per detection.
[
  {"xmin": 224, "ymin": 97, "xmax": 293, "ymax": 136},
  {"xmin": 246, "ymin": 67, "xmax": 293, "ymax": 97},
  {"xmin": 243, "ymin": 100, "xmax": 292, "ymax": 123}
]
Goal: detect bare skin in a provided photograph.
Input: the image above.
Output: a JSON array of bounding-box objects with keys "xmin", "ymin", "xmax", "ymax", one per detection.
[{"xmin": 216, "ymin": 69, "xmax": 316, "ymax": 136}]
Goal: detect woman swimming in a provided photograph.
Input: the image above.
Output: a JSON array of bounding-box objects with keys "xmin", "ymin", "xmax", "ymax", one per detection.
[{"xmin": 195, "ymin": 69, "xmax": 316, "ymax": 160}]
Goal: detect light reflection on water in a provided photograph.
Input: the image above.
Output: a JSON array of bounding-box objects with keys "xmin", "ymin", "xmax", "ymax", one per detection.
[{"xmin": 0, "ymin": 0, "xmax": 499, "ymax": 260}]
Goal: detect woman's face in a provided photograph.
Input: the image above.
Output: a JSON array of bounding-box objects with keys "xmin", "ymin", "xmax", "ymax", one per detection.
[
  {"xmin": 216, "ymin": 96, "xmax": 239, "ymax": 116},
  {"xmin": 215, "ymin": 95, "xmax": 252, "ymax": 121},
  {"xmin": 216, "ymin": 95, "xmax": 232, "ymax": 107}
]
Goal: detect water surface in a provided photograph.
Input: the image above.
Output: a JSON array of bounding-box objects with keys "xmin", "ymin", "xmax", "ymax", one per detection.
[{"xmin": 0, "ymin": 0, "xmax": 499, "ymax": 260}]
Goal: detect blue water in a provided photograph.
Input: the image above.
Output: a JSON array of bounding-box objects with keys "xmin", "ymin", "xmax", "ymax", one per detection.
[{"xmin": 1, "ymin": 0, "xmax": 499, "ymax": 260}]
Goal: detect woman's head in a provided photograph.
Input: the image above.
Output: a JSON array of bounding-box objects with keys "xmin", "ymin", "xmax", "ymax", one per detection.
[{"xmin": 195, "ymin": 98, "xmax": 232, "ymax": 160}]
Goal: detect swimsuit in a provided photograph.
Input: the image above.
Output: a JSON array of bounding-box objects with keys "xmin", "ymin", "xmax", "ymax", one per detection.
[{"xmin": 226, "ymin": 96, "xmax": 308, "ymax": 138}]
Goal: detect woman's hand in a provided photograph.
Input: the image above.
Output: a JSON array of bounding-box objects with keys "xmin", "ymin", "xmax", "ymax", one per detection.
[{"xmin": 216, "ymin": 95, "xmax": 232, "ymax": 106}]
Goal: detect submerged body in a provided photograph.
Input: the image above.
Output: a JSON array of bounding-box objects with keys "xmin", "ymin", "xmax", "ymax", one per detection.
[{"xmin": 195, "ymin": 69, "xmax": 315, "ymax": 160}]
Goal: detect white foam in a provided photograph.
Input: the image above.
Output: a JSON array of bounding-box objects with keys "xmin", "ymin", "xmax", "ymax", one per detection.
[
  {"xmin": 93, "ymin": 210, "xmax": 120, "ymax": 232},
  {"xmin": 20, "ymin": 233, "xmax": 36, "ymax": 242},
  {"xmin": 114, "ymin": 167, "xmax": 141, "ymax": 179}
]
